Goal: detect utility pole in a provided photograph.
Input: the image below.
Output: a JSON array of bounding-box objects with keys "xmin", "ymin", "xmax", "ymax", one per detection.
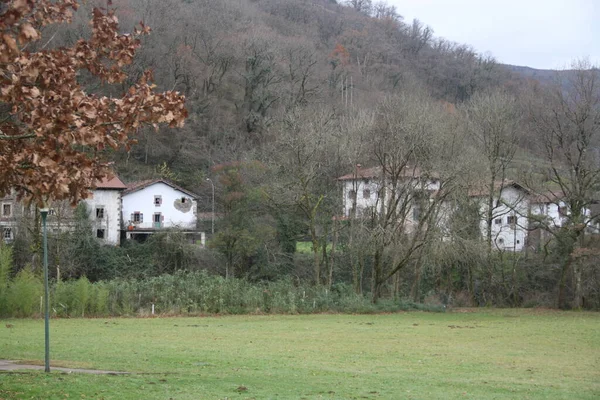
[{"xmin": 40, "ymin": 207, "xmax": 50, "ymax": 373}]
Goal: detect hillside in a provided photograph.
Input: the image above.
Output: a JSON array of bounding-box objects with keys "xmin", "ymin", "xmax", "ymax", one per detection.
[
  {"xmin": 505, "ymin": 65, "xmax": 558, "ymax": 85},
  {"xmin": 2, "ymin": 0, "xmax": 599, "ymax": 310},
  {"xmin": 37, "ymin": 0, "xmax": 523, "ymax": 190}
]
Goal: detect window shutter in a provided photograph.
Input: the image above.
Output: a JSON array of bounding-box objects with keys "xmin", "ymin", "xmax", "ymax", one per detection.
[
  {"xmin": 140, "ymin": 213, "xmax": 143, "ymax": 223},
  {"xmin": 130, "ymin": 213, "xmax": 133, "ymax": 222},
  {"xmin": 161, "ymin": 215, "xmax": 164, "ymax": 221}
]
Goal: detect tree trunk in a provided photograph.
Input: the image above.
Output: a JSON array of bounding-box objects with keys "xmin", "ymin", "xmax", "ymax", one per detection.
[
  {"xmin": 311, "ymin": 231, "xmax": 320, "ymax": 285},
  {"xmin": 467, "ymin": 262, "xmax": 475, "ymax": 305},
  {"xmin": 410, "ymin": 252, "xmax": 425, "ymax": 303},
  {"xmin": 484, "ymin": 175, "xmax": 497, "ymax": 303},
  {"xmin": 557, "ymin": 253, "xmax": 573, "ymax": 309},
  {"xmin": 327, "ymin": 221, "xmax": 338, "ymax": 288},
  {"xmin": 371, "ymin": 248, "xmax": 383, "ymax": 303},
  {"xmin": 573, "ymin": 262, "xmax": 583, "ymax": 309},
  {"xmin": 557, "ymin": 228, "xmax": 579, "ymax": 309}
]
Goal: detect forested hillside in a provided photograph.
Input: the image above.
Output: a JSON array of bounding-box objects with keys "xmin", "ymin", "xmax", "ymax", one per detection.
[
  {"xmin": 2, "ymin": 0, "xmax": 599, "ymax": 311},
  {"xmin": 41, "ymin": 0, "xmax": 520, "ymax": 187}
]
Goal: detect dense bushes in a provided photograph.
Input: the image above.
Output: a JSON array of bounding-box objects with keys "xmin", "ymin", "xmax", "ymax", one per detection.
[
  {"xmin": 3, "ymin": 209, "xmax": 599, "ymax": 316},
  {"xmin": 0, "ymin": 270, "xmax": 444, "ymax": 318}
]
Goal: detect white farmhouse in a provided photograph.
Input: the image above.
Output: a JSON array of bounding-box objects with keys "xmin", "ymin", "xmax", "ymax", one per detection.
[
  {"xmin": 469, "ymin": 181, "xmax": 530, "ymax": 252},
  {"xmin": 122, "ymin": 179, "xmax": 199, "ymax": 240},
  {"xmin": 338, "ymin": 166, "xmax": 384, "ymax": 218},
  {"xmin": 337, "ymin": 166, "xmax": 441, "ymax": 220},
  {"xmin": 529, "ymin": 191, "xmax": 597, "ymax": 248},
  {"xmin": 529, "ymin": 191, "xmax": 588, "ymax": 229},
  {"xmin": 0, "ymin": 191, "xmax": 17, "ymax": 243},
  {"xmin": 1, "ymin": 176, "xmax": 126, "ymax": 245},
  {"xmin": 81, "ymin": 175, "xmax": 127, "ymax": 245},
  {"xmin": 337, "ymin": 169, "xmax": 537, "ymax": 252}
]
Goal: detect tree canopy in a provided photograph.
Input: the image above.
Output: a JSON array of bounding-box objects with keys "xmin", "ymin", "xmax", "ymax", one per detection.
[{"xmin": 0, "ymin": 0, "xmax": 187, "ymax": 204}]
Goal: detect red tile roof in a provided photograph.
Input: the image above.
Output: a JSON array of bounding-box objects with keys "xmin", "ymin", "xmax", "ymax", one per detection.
[
  {"xmin": 94, "ymin": 175, "xmax": 127, "ymax": 190},
  {"xmin": 337, "ymin": 166, "xmax": 382, "ymax": 181},
  {"xmin": 467, "ymin": 180, "xmax": 529, "ymax": 197},
  {"xmin": 123, "ymin": 179, "xmax": 199, "ymax": 199},
  {"xmin": 529, "ymin": 191, "xmax": 565, "ymax": 204},
  {"xmin": 337, "ymin": 166, "xmax": 435, "ymax": 181}
]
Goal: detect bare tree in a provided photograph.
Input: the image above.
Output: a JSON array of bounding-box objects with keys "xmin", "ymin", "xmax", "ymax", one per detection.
[
  {"xmin": 528, "ymin": 59, "xmax": 600, "ymax": 308},
  {"xmin": 263, "ymin": 105, "xmax": 340, "ymax": 285},
  {"xmin": 463, "ymin": 90, "xmax": 521, "ymax": 253},
  {"xmin": 345, "ymin": 0, "xmax": 373, "ymax": 15},
  {"xmin": 366, "ymin": 92, "xmax": 466, "ymax": 302}
]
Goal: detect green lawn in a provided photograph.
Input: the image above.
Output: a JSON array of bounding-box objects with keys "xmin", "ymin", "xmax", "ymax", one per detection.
[
  {"xmin": 296, "ymin": 241, "xmax": 332, "ymax": 254},
  {"xmin": 0, "ymin": 310, "xmax": 599, "ymax": 399}
]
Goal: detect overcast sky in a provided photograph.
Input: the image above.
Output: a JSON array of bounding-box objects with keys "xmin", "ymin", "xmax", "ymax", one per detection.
[{"xmin": 386, "ymin": 0, "xmax": 599, "ymax": 69}]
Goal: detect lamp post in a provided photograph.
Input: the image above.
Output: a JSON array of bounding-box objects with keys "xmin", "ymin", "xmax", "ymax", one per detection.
[
  {"xmin": 40, "ymin": 207, "xmax": 50, "ymax": 373},
  {"xmin": 206, "ymin": 178, "xmax": 215, "ymax": 235}
]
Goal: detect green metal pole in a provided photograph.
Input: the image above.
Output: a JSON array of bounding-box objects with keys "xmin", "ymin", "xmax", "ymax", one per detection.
[{"xmin": 41, "ymin": 209, "xmax": 50, "ymax": 373}]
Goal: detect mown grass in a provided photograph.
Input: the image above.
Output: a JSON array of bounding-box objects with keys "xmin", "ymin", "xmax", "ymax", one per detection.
[
  {"xmin": 296, "ymin": 241, "xmax": 332, "ymax": 254},
  {"xmin": 0, "ymin": 309, "xmax": 599, "ymax": 399}
]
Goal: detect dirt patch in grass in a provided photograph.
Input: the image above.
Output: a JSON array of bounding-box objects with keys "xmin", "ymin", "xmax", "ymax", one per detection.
[{"xmin": 14, "ymin": 359, "xmax": 94, "ymax": 369}]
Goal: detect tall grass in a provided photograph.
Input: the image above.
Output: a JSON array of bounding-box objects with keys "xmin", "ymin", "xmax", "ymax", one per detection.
[
  {"xmin": 0, "ymin": 270, "xmax": 444, "ymax": 318},
  {"xmin": 0, "ymin": 243, "xmax": 12, "ymax": 315},
  {"xmin": 5, "ymin": 269, "xmax": 42, "ymax": 317}
]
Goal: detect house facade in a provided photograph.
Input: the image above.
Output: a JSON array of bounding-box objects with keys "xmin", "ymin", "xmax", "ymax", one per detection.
[
  {"xmin": 1, "ymin": 177, "xmax": 202, "ymax": 246},
  {"xmin": 0, "ymin": 175, "xmax": 126, "ymax": 245},
  {"xmin": 122, "ymin": 179, "xmax": 199, "ymax": 240},
  {"xmin": 0, "ymin": 192, "xmax": 18, "ymax": 243},
  {"xmin": 337, "ymin": 166, "xmax": 441, "ymax": 221},
  {"xmin": 81, "ymin": 176, "xmax": 127, "ymax": 245},
  {"xmin": 337, "ymin": 166, "xmax": 596, "ymax": 252},
  {"xmin": 469, "ymin": 181, "xmax": 530, "ymax": 252}
]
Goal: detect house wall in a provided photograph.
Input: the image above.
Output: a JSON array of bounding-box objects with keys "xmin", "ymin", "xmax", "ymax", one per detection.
[
  {"xmin": 342, "ymin": 177, "xmax": 440, "ymax": 218},
  {"xmin": 435, "ymin": 200, "xmax": 455, "ymax": 240},
  {"xmin": 122, "ymin": 182, "xmax": 197, "ymax": 231},
  {"xmin": 479, "ymin": 186, "xmax": 529, "ymax": 252},
  {"xmin": 82, "ymin": 189, "xmax": 122, "ymax": 245},
  {"xmin": 342, "ymin": 179, "xmax": 381, "ymax": 217},
  {"xmin": 0, "ymin": 193, "xmax": 18, "ymax": 243}
]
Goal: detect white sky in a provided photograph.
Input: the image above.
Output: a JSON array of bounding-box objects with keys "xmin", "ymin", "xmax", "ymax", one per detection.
[{"xmin": 387, "ymin": 0, "xmax": 599, "ymax": 69}]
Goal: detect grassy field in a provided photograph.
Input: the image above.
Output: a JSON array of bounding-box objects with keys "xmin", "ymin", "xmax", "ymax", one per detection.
[
  {"xmin": 0, "ymin": 310, "xmax": 598, "ymax": 399},
  {"xmin": 296, "ymin": 241, "xmax": 332, "ymax": 254}
]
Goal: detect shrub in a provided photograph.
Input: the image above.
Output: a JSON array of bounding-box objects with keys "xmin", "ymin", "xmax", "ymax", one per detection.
[
  {"xmin": 0, "ymin": 243, "xmax": 13, "ymax": 316},
  {"xmin": 6, "ymin": 269, "xmax": 42, "ymax": 317}
]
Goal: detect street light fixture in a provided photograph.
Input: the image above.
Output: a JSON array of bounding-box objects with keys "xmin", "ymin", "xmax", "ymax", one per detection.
[
  {"xmin": 206, "ymin": 178, "xmax": 215, "ymax": 235},
  {"xmin": 39, "ymin": 207, "xmax": 50, "ymax": 373}
]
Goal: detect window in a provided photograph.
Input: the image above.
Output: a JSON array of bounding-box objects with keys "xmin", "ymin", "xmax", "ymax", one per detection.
[
  {"xmin": 507, "ymin": 216, "xmax": 517, "ymax": 226},
  {"xmin": 516, "ymin": 240, "xmax": 520, "ymax": 245},
  {"xmin": 154, "ymin": 195, "xmax": 162, "ymax": 206},
  {"xmin": 3, "ymin": 228, "xmax": 12, "ymax": 240},
  {"xmin": 363, "ymin": 189, "xmax": 370, "ymax": 199},
  {"xmin": 413, "ymin": 205, "xmax": 421, "ymax": 221},
  {"xmin": 153, "ymin": 213, "xmax": 162, "ymax": 228},
  {"xmin": 558, "ymin": 206, "xmax": 568, "ymax": 216},
  {"xmin": 412, "ymin": 192, "xmax": 428, "ymax": 222},
  {"xmin": 494, "ymin": 218, "xmax": 502, "ymax": 225},
  {"xmin": 349, "ymin": 190, "xmax": 357, "ymax": 200},
  {"xmin": 96, "ymin": 229, "xmax": 105, "ymax": 239},
  {"xmin": 132, "ymin": 212, "xmax": 143, "ymax": 223},
  {"xmin": 48, "ymin": 209, "xmax": 56, "ymax": 216},
  {"xmin": 181, "ymin": 197, "xmax": 187, "ymax": 204},
  {"xmin": 2, "ymin": 204, "xmax": 11, "ymax": 217},
  {"xmin": 96, "ymin": 207, "xmax": 105, "ymax": 219}
]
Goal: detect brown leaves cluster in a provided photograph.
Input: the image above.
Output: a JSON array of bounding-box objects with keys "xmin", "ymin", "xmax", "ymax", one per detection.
[{"xmin": 0, "ymin": 1, "xmax": 187, "ymax": 205}]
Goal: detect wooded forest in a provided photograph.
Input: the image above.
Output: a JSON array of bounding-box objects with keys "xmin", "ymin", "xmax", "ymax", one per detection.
[{"xmin": 1, "ymin": 0, "xmax": 599, "ymax": 313}]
